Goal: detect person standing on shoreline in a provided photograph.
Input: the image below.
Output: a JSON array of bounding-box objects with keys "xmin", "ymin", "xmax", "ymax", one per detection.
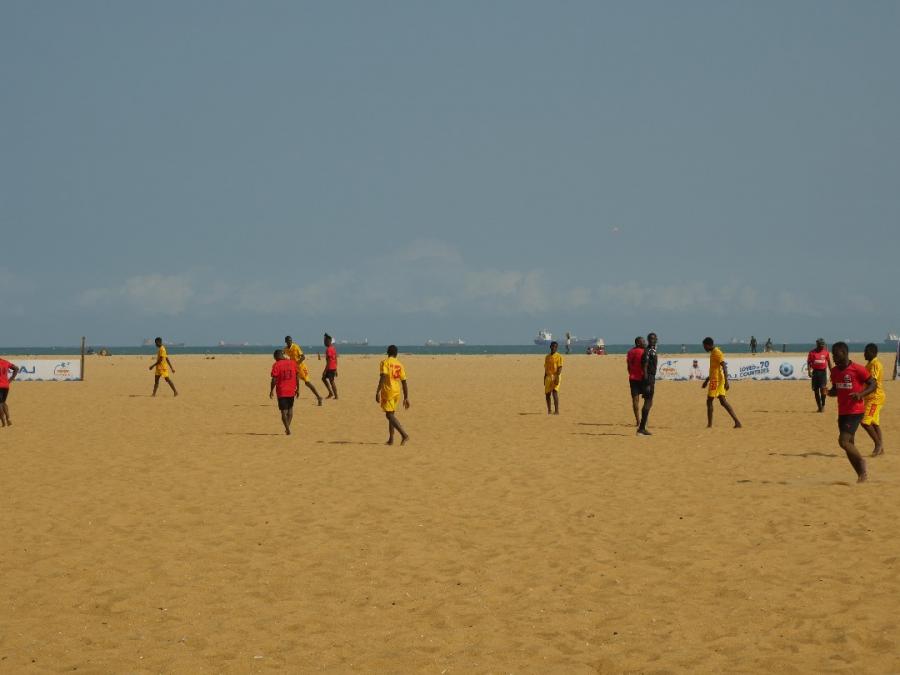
[
  {"xmin": 0, "ymin": 357, "xmax": 20, "ymax": 427},
  {"xmin": 828, "ymin": 341, "xmax": 875, "ymax": 482},
  {"xmin": 544, "ymin": 341, "xmax": 563, "ymax": 415},
  {"xmin": 322, "ymin": 333, "xmax": 338, "ymax": 400},
  {"xmin": 637, "ymin": 333, "xmax": 658, "ymax": 435},
  {"xmin": 626, "ymin": 336, "xmax": 645, "ymax": 426},
  {"xmin": 376, "ymin": 345, "xmax": 409, "ymax": 445},
  {"xmin": 702, "ymin": 337, "xmax": 741, "ymax": 428},
  {"xmin": 150, "ymin": 337, "xmax": 178, "ymax": 397}
]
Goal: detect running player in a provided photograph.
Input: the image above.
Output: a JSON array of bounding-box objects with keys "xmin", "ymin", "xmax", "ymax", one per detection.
[
  {"xmin": 702, "ymin": 337, "xmax": 741, "ymax": 428},
  {"xmin": 149, "ymin": 337, "xmax": 178, "ymax": 397},
  {"xmin": 284, "ymin": 336, "xmax": 324, "ymax": 405},
  {"xmin": 375, "ymin": 345, "xmax": 409, "ymax": 445},
  {"xmin": 637, "ymin": 333, "xmax": 658, "ymax": 435},
  {"xmin": 544, "ymin": 340, "xmax": 563, "ymax": 415},
  {"xmin": 862, "ymin": 343, "xmax": 886, "ymax": 457},
  {"xmin": 626, "ymin": 336, "xmax": 645, "ymax": 426},
  {"xmin": 0, "ymin": 357, "xmax": 21, "ymax": 427},
  {"xmin": 269, "ymin": 349, "xmax": 299, "ymax": 435},
  {"xmin": 322, "ymin": 333, "xmax": 338, "ymax": 400},
  {"xmin": 807, "ymin": 338, "xmax": 833, "ymax": 412},
  {"xmin": 828, "ymin": 341, "xmax": 876, "ymax": 482}
]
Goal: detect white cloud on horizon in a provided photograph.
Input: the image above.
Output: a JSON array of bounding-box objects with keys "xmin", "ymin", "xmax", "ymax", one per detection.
[
  {"xmin": 79, "ymin": 274, "xmax": 194, "ymax": 315},
  {"xmin": 73, "ymin": 240, "xmax": 878, "ymax": 321}
]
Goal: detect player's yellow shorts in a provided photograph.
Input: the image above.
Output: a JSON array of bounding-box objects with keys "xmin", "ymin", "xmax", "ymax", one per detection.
[
  {"xmin": 381, "ymin": 393, "xmax": 401, "ymax": 413},
  {"xmin": 707, "ymin": 377, "xmax": 726, "ymax": 398},
  {"xmin": 862, "ymin": 401, "xmax": 883, "ymax": 426},
  {"xmin": 155, "ymin": 367, "xmax": 169, "ymax": 378},
  {"xmin": 544, "ymin": 375, "xmax": 561, "ymax": 394},
  {"xmin": 298, "ymin": 363, "xmax": 310, "ymax": 382}
]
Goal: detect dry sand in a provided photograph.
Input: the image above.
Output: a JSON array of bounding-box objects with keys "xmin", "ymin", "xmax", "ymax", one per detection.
[{"xmin": 1, "ymin": 352, "xmax": 898, "ymax": 673}]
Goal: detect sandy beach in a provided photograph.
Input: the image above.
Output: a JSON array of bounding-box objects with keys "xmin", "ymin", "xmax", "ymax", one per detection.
[{"xmin": 1, "ymin": 352, "xmax": 898, "ymax": 672}]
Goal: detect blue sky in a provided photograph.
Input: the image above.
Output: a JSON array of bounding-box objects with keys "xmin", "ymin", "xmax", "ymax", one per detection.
[{"xmin": 2, "ymin": 1, "xmax": 898, "ymax": 346}]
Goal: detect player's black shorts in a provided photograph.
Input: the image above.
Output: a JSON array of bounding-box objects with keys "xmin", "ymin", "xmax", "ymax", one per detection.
[
  {"xmin": 0, "ymin": 388, "xmax": 8, "ymax": 403},
  {"xmin": 323, "ymin": 369, "xmax": 337, "ymax": 380},
  {"xmin": 277, "ymin": 396, "xmax": 295, "ymax": 411},
  {"xmin": 811, "ymin": 369, "xmax": 828, "ymax": 389},
  {"xmin": 642, "ymin": 382, "xmax": 655, "ymax": 400},
  {"xmin": 838, "ymin": 413, "xmax": 863, "ymax": 435},
  {"xmin": 629, "ymin": 380, "xmax": 643, "ymax": 397}
]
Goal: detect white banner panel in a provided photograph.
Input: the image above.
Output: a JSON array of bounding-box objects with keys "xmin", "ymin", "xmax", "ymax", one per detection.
[
  {"xmin": 655, "ymin": 356, "xmax": 811, "ymax": 381},
  {"xmin": 9, "ymin": 359, "xmax": 82, "ymax": 381}
]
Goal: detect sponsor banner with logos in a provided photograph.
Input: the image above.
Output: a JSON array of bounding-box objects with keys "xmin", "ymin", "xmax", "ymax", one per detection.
[
  {"xmin": 10, "ymin": 359, "xmax": 82, "ymax": 381},
  {"xmin": 655, "ymin": 357, "xmax": 810, "ymax": 381}
]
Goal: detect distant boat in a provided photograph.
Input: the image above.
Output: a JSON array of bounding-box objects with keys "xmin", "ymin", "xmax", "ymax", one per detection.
[
  {"xmin": 218, "ymin": 340, "xmax": 250, "ymax": 348},
  {"xmin": 335, "ymin": 338, "xmax": 368, "ymax": 346},
  {"xmin": 425, "ymin": 339, "xmax": 466, "ymax": 347},
  {"xmin": 142, "ymin": 338, "xmax": 184, "ymax": 347},
  {"xmin": 568, "ymin": 335, "xmax": 603, "ymax": 348},
  {"xmin": 536, "ymin": 330, "xmax": 602, "ymax": 347},
  {"xmin": 534, "ymin": 330, "xmax": 554, "ymax": 346},
  {"xmin": 886, "ymin": 332, "xmax": 899, "ymax": 345}
]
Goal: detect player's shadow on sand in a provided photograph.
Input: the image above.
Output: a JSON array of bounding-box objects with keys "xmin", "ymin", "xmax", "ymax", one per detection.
[
  {"xmin": 223, "ymin": 431, "xmax": 283, "ymax": 436},
  {"xmin": 768, "ymin": 451, "xmax": 840, "ymax": 458},
  {"xmin": 317, "ymin": 440, "xmax": 383, "ymax": 446},
  {"xmin": 753, "ymin": 409, "xmax": 819, "ymax": 414},
  {"xmin": 737, "ymin": 478, "xmax": 860, "ymax": 487},
  {"xmin": 517, "ymin": 412, "xmax": 545, "ymax": 416},
  {"xmin": 572, "ymin": 431, "xmax": 630, "ymax": 437},
  {"xmin": 576, "ymin": 421, "xmax": 651, "ymax": 428}
]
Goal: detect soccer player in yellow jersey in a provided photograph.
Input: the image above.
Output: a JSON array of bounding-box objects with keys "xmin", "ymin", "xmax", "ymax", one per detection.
[
  {"xmin": 149, "ymin": 337, "xmax": 178, "ymax": 397},
  {"xmin": 862, "ymin": 343, "xmax": 886, "ymax": 456},
  {"xmin": 284, "ymin": 336, "xmax": 324, "ymax": 405},
  {"xmin": 375, "ymin": 344, "xmax": 409, "ymax": 445},
  {"xmin": 544, "ymin": 340, "xmax": 563, "ymax": 415},
  {"xmin": 701, "ymin": 337, "xmax": 741, "ymax": 428}
]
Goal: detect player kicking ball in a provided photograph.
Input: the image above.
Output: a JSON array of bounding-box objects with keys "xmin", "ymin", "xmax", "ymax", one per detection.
[{"xmin": 375, "ymin": 345, "xmax": 409, "ymax": 445}]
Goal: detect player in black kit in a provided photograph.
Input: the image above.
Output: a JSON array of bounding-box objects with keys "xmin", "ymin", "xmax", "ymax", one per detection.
[{"xmin": 638, "ymin": 332, "xmax": 658, "ymax": 436}]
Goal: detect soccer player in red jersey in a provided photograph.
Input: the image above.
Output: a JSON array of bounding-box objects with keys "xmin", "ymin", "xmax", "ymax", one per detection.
[
  {"xmin": 322, "ymin": 333, "xmax": 338, "ymax": 400},
  {"xmin": 827, "ymin": 341, "xmax": 876, "ymax": 482},
  {"xmin": 0, "ymin": 357, "xmax": 21, "ymax": 427},
  {"xmin": 807, "ymin": 338, "xmax": 833, "ymax": 412},
  {"xmin": 626, "ymin": 336, "xmax": 645, "ymax": 426},
  {"xmin": 269, "ymin": 349, "xmax": 299, "ymax": 435}
]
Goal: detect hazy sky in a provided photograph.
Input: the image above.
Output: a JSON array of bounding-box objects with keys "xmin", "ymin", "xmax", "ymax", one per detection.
[{"xmin": 2, "ymin": 1, "xmax": 898, "ymax": 346}]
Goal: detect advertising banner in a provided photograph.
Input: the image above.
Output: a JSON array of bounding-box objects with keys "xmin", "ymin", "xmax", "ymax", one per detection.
[
  {"xmin": 655, "ymin": 356, "xmax": 810, "ymax": 381},
  {"xmin": 8, "ymin": 359, "xmax": 82, "ymax": 381}
]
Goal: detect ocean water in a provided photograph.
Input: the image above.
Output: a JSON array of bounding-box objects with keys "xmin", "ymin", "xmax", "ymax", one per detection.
[{"xmin": 1, "ymin": 343, "xmax": 890, "ymax": 357}]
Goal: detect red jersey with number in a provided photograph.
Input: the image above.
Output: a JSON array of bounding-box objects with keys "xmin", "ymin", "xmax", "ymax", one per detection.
[
  {"xmin": 271, "ymin": 359, "xmax": 298, "ymax": 398},
  {"xmin": 807, "ymin": 348, "xmax": 829, "ymax": 370},
  {"xmin": 0, "ymin": 359, "xmax": 12, "ymax": 388},
  {"xmin": 325, "ymin": 345, "xmax": 338, "ymax": 370},
  {"xmin": 830, "ymin": 362, "xmax": 870, "ymax": 415},
  {"xmin": 626, "ymin": 347, "xmax": 645, "ymax": 381}
]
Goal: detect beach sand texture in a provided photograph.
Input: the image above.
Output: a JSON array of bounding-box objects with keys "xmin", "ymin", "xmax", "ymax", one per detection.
[{"xmin": 1, "ymin": 353, "xmax": 898, "ymax": 673}]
